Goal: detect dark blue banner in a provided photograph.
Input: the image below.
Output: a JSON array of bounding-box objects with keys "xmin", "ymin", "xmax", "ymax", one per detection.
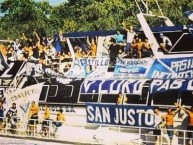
[
  {"xmin": 81, "ymin": 79, "xmax": 148, "ymax": 94},
  {"xmin": 146, "ymin": 57, "xmax": 193, "ymax": 79},
  {"xmin": 150, "ymin": 79, "xmax": 193, "ymax": 93},
  {"xmin": 86, "ymin": 103, "xmax": 155, "ymax": 127}
]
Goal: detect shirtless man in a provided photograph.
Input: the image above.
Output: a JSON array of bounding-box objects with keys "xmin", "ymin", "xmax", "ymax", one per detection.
[
  {"xmin": 136, "ymin": 38, "xmax": 143, "ymax": 58},
  {"xmin": 142, "ymin": 37, "xmax": 153, "ymax": 57},
  {"xmin": 162, "ymin": 106, "xmax": 180, "ymax": 145}
]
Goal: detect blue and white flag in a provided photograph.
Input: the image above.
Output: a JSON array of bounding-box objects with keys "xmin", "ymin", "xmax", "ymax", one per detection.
[{"xmin": 5, "ymin": 83, "xmax": 45, "ymax": 125}]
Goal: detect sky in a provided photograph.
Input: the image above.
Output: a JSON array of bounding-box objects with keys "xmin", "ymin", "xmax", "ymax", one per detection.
[{"xmin": 35, "ymin": 0, "xmax": 68, "ymax": 6}]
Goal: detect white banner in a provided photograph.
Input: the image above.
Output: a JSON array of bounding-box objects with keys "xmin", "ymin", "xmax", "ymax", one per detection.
[{"xmin": 5, "ymin": 83, "xmax": 44, "ymax": 124}]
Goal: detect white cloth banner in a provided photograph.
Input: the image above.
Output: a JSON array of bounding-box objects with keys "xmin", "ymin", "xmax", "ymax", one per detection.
[{"xmin": 5, "ymin": 83, "xmax": 44, "ymax": 124}]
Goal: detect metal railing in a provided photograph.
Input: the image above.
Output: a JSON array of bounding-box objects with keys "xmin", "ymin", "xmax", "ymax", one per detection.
[{"xmin": 0, "ymin": 116, "xmax": 192, "ymax": 145}]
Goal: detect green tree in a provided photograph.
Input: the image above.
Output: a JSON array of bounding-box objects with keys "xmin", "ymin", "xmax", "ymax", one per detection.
[
  {"xmin": 0, "ymin": 0, "xmax": 193, "ymax": 39},
  {"xmin": 0, "ymin": 0, "xmax": 52, "ymax": 39}
]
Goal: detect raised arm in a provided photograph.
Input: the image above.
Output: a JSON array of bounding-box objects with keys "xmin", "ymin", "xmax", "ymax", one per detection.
[
  {"xmin": 172, "ymin": 103, "xmax": 181, "ymax": 115},
  {"xmin": 87, "ymin": 37, "xmax": 91, "ymax": 46},
  {"xmin": 22, "ymin": 33, "xmax": 28, "ymax": 40},
  {"xmin": 122, "ymin": 22, "xmax": 130, "ymax": 32},
  {"xmin": 95, "ymin": 36, "xmax": 98, "ymax": 43},
  {"xmin": 160, "ymin": 115, "xmax": 166, "ymax": 127},
  {"xmin": 178, "ymin": 104, "xmax": 190, "ymax": 114},
  {"xmin": 34, "ymin": 31, "xmax": 40, "ymax": 42}
]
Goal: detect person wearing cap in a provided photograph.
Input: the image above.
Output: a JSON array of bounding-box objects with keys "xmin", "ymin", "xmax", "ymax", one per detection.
[{"xmin": 159, "ymin": 33, "xmax": 172, "ymax": 53}]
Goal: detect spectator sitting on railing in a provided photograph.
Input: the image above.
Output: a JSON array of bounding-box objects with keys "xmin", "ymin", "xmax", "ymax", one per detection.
[
  {"xmin": 159, "ymin": 33, "xmax": 172, "ymax": 53},
  {"xmin": 40, "ymin": 104, "xmax": 51, "ymax": 137},
  {"xmin": 52, "ymin": 109, "xmax": 66, "ymax": 136},
  {"xmin": 0, "ymin": 100, "xmax": 5, "ymax": 130},
  {"xmin": 142, "ymin": 37, "xmax": 153, "ymax": 58},
  {"xmin": 6, "ymin": 102, "xmax": 18, "ymax": 134},
  {"xmin": 28, "ymin": 101, "xmax": 39, "ymax": 135},
  {"xmin": 135, "ymin": 38, "xmax": 143, "ymax": 59},
  {"xmin": 129, "ymin": 39, "xmax": 137, "ymax": 58},
  {"xmin": 178, "ymin": 104, "xmax": 193, "ymax": 145}
]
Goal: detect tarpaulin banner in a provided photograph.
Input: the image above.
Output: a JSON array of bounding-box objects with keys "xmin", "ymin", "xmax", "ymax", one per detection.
[{"xmin": 86, "ymin": 103, "xmax": 155, "ymax": 127}]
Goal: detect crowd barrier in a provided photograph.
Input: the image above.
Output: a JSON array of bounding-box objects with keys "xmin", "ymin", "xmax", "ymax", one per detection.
[{"xmin": 0, "ymin": 116, "xmax": 192, "ymax": 145}]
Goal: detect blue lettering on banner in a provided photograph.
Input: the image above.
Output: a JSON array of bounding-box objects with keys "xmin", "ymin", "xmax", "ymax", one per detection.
[
  {"xmin": 77, "ymin": 58, "xmax": 110, "ymax": 67},
  {"xmin": 116, "ymin": 59, "xmax": 148, "ymax": 66},
  {"xmin": 86, "ymin": 103, "xmax": 154, "ymax": 127},
  {"xmin": 150, "ymin": 79, "xmax": 193, "ymax": 93},
  {"xmin": 80, "ymin": 79, "xmax": 148, "ymax": 94},
  {"xmin": 114, "ymin": 58, "xmax": 152, "ymax": 78}
]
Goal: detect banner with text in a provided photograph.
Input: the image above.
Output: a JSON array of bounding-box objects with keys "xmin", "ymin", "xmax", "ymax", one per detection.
[
  {"xmin": 146, "ymin": 57, "xmax": 193, "ymax": 79},
  {"xmin": 86, "ymin": 103, "xmax": 155, "ymax": 127},
  {"xmin": 5, "ymin": 83, "xmax": 44, "ymax": 124},
  {"xmin": 114, "ymin": 58, "xmax": 153, "ymax": 78},
  {"xmin": 81, "ymin": 79, "xmax": 148, "ymax": 94},
  {"xmin": 150, "ymin": 79, "xmax": 193, "ymax": 93},
  {"xmin": 67, "ymin": 57, "xmax": 109, "ymax": 78}
]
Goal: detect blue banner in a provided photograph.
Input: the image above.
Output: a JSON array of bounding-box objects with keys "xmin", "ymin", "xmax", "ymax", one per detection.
[
  {"xmin": 81, "ymin": 79, "xmax": 148, "ymax": 94},
  {"xmin": 113, "ymin": 57, "xmax": 193, "ymax": 79},
  {"xmin": 86, "ymin": 103, "xmax": 155, "ymax": 127},
  {"xmin": 114, "ymin": 58, "xmax": 153, "ymax": 78},
  {"xmin": 66, "ymin": 57, "xmax": 109, "ymax": 78},
  {"xmin": 146, "ymin": 57, "xmax": 193, "ymax": 79},
  {"xmin": 150, "ymin": 79, "xmax": 193, "ymax": 93}
]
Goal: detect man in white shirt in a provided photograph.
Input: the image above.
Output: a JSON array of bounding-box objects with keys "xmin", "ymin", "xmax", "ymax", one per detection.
[
  {"xmin": 159, "ymin": 33, "xmax": 172, "ymax": 53},
  {"xmin": 12, "ymin": 39, "xmax": 21, "ymax": 52},
  {"xmin": 122, "ymin": 22, "xmax": 136, "ymax": 54}
]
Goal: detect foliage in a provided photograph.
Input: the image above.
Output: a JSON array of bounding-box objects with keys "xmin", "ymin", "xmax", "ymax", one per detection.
[{"xmin": 0, "ymin": 0, "xmax": 192, "ymax": 39}]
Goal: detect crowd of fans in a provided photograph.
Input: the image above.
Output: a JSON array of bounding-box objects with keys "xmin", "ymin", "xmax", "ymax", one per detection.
[
  {"xmin": 0, "ymin": 100, "xmax": 65, "ymax": 137},
  {"xmin": 0, "ymin": 23, "xmax": 173, "ymax": 75},
  {"xmin": 0, "ymin": 31, "xmax": 73, "ymax": 73},
  {"xmin": 0, "ymin": 25, "xmax": 153, "ymax": 65}
]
